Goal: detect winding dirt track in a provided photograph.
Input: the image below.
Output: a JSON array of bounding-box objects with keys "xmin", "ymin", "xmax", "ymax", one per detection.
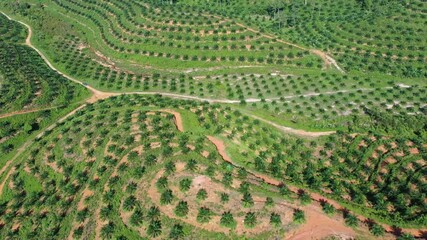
[
  {"xmin": 233, "ymin": 23, "xmax": 345, "ymax": 73},
  {"xmin": 206, "ymin": 136, "xmax": 426, "ymax": 238},
  {"xmin": 0, "ymin": 11, "xmax": 334, "ymax": 138},
  {"xmin": 3, "ymin": 11, "xmax": 424, "ymax": 238},
  {"xmin": 247, "ymin": 114, "xmax": 335, "ymax": 138},
  {"xmin": 0, "ymin": 106, "xmax": 60, "ymax": 119}
]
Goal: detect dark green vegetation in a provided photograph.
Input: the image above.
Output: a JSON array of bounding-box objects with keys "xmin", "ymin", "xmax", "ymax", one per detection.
[{"xmin": 0, "ymin": 13, "xmax": 89, "ymax": 165}]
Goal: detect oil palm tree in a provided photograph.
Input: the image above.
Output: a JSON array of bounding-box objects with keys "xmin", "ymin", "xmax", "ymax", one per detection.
[
  {"xmin": 147, "ymin": 220, "xmax": 162, "ymax": 237},
  {"xmin": 220, "ymin": 211, "xmax": 236, "ymax": 228},
  {"xmin": 244, "ymin": 212, "xmax": 257, "ymax": 228}
]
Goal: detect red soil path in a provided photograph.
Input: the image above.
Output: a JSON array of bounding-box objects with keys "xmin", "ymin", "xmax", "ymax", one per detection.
[{"xmin": 158, "ymin": 109, "xmax": 184, "ymax": 132}]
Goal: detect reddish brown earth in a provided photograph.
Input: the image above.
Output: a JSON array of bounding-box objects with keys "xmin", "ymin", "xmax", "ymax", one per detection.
[
  {"xmin": 286, "ymin": 204, "xmax": 357, "ymax": 240},
  {"xmin": 146, "ymin": 167, "xmax": 293, "ymax": 236},
  {"xmin": 206, "ymin": 136, "xmax": 425, "ymax": 238},
  {"xmin": 158, "ymin": 109, "xmax": 184, "ymax": 132}
]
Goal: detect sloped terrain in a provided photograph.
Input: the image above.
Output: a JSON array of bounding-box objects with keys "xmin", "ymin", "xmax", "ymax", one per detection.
[{"xmin": 0, "ymin": 0, "xmax": 425, "ymax": 239}]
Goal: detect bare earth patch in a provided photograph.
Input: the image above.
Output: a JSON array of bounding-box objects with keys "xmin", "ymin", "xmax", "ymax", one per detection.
[
  {"xmin": 78, "ymin": 187, "xmax": 94, "ymax": 211},
  {"xmin": 146, "ymin": 168, "xmax": 293, "ymax": 236},
  {"xmin": 158, "ymin": 109, "xmax": 184, "ymax": 132}
]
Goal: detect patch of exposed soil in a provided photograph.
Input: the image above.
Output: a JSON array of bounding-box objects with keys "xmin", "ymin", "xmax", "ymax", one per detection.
[
  {"xmin": 78, "ymin": 188, "xmax": 94, "ymax": 211},
  {"xmin": 157, "ymin": 109, "xmax": 184, "ymax": 132},
  {"xmin": 207, "ymin": 136, "xmax": 231, "ymax": 162},
  {"xmin": 147, "ymin": 168, "xmax": 293, "ymax": 236}
]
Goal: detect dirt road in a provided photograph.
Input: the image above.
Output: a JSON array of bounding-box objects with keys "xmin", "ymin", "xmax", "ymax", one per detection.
[
  {"xmin": 0, "ymin": 106, "xmax": 60, "ymax": 119},
  {"xmin": 1, "ymin": 11, "xmax": 337, "ymax": 138}
]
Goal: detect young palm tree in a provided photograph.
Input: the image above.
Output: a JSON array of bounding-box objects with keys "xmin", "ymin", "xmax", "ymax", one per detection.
[
  {"xmin": 145, "ymin": 154, "xmax": 157, "ymax": 166},
  {"xmin": 322, "ymin": 202, "xmax": 335, "ymax": 215},
  {"xmin": 239, "ymin": 182, "xmax": 250, "ymax": 193},
  {"xmin": 344, "ymin": 213, "xmax": 358, "ymax": 227},
  {"xmin": 160, "ymin": 189, "xmax": 174, "ymax": 205},
  {"xmin": 147, "ymin": 220, "xmax": 162, "ymax": 237},
  {"xmin": 186, "ymin": 159, "xmax": 198, "ymax": 171},
  {"xmin": 244, "ymin": 212, "xmax": 257, "ymax": 228},
  {"xmin": 279, "ymin": 185, "xmax": 291, "ymax": 197},
  {"xmin": 299, "ymin": 192, "xmax": 311, "ymax": 205},
  {"xmin": 370, "ymin": 223, "xmax": 385, "ymax": 236},
  {"xmin": 293, "ymin": 209, "xmax": 305, "ymax": 224},
  {"xmin": 179, "ymin": 178, "xmax": 192, "ymax": 192},
  {"xmin": 76, "ymin": 208, "xmax": 88, "ymax": 222},
  {"xmin": 169, "ymin": 224, "xmax": 184, "ymax": 239},
  {"xmin": 156, "ymin": 176, "xmax": 169, "ymax": 190},
  {"xmin": 220, "ymin": 193, "xmax": 229, "ymax": 203},
  {"xmin": 130, "ymin": 209, "xmax": 144, "ymax": 226},
  {"xmin": 270, "ymin": 212, "xmax": 282, "ymax": 227},
  {"xmin": 205, "ymin": 166, "xmax": 215, "ymax": 177},
  {"xmin": 397, "ymin": 233, "xmax": 416, "ymax": 240},
  {"xmin": 242, "ymin": 192, "xmax": 254, "ymax": 207},
  {"xmin": 73, "ymin": 226, "xmax": 84, "ymax": 238},
  {"xmin": 132, "ymin": 166, "xmax": 146, "ymax": 179},
  {"xmin": 174, "ymin": 201, "xmax": 189, "ymax": 217},
  {"xmin": 265, "ymin": 197, "xmax": 274, "ymax": 207},
  {"xmin": 196, "ymin": 189, "xmax": 207, "ymax": 200},
  {"xmin": 197, "ymin": 207, "xmax": 212, "ymax": 223},
  {"xmin": 237, "ymin": 168, "xmax": 248, "ymax": 179},
  {"xmin": 147, "ymin": 206, "xmax": 160, "ymax": 220},
  {"xmin": 123, "ymin": 195, "xmax": 137, "ymax": 211},
  {"xmin": 101, "ymin": 222, "xmax": 115, "ymax": 239},
  {"xmin": 220, "ymin": 211, "xmax": 236, "ymax": 228},
  {"xmin": 165, "ymin": 161, "xmax": 176, "ymax": 174},
  {"xmin": 222, "ymin": 172, "xmax": 233, "ymax": 186}
]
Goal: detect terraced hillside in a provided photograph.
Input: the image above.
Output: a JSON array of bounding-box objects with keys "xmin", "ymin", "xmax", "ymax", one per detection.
[
  {"xmin": 0, "ymin": 95, "xmax": 401, "ymax": 239},
  {"xmin": 178, "ymin": 0, "xmax": 427, "ymax": 77},
  {"xmin": 0, "ymin": 95, "xmax": 327, "ymax": 239},
  {"xmin": 0, "ymin": 14, "xmax": 88, "ymax": 115},
  {"xmin": 0, "ymin": 13, "xmax": 89, "ymax": 167},
  {"xmin": 0, "ymin": 0, "xmax": 426, "ymax": 239},
  {"xmin": 2, "ymin": 0, "xmax": 426, "ymax": 131}
]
